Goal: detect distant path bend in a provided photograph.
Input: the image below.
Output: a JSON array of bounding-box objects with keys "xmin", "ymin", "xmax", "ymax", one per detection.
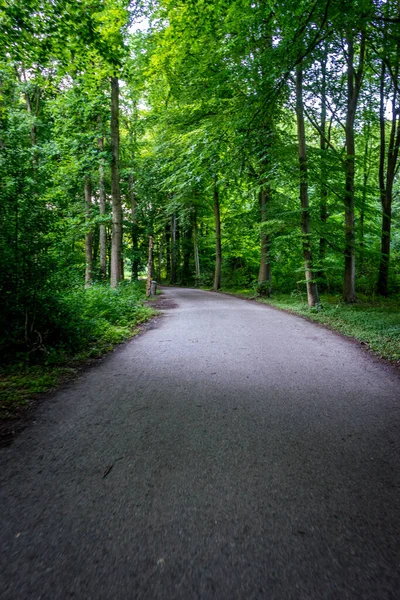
[{"xmin": 1, "ymin": 286, "xmax": 400, "ymax": 599}]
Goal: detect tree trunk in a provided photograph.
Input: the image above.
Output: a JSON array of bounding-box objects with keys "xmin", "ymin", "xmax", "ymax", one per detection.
[
  {"xmin": 360, "ymin": 118, "xmax": 371, "ymax": 270},
  {"xmin": 181, "ymin": 225, "xmax": 192, "ymax": 285},
  {"xmin": 295, "ymin": 64, "xmax": 319, "ymax": 307},
  {"xmin": 176, "ymin": 223, "xmax": 181, "ymax": 282},
  {"xmin": 146, "ymin": 236, "xmax": 153, "ymax": 297},
  {"xmin": 258, "ymin": 187, "xmax": 271, "ymax": 295},
  {"xmin": 193, "ymin": 206, "xmax": 201, "ymax": 285},
  {"xmin": 157, "ymin": 236, "xmax": 163, "ymax": 282},
  {"xmin": 343, "ymin": 29, "xmax": 365, "ymax": 302},
  {"xmin": 92, "ymin": 222, "xmax": 99, "ymax": 266},
  {"xmin": 129, "ymin": 171, "xmax": 139, "ymax": 281},
  {"xmin": 110, "ymin": 77, "xmax": 122, "ymax": 288},
  {"xmin": 170, "ymin": 213, "xmax": 177, "ymax": 284},
  {"xmin": 213, "ymin": 184, "xmax": 222, "ymax": 291},
  {"xmin": 165, "ymin": 221, "xmax": 171, "ymax": 281},
  {"xmin": 318, "ymin": 49, "xmax": 328, "ymax": 289},
  {"xmin": 84, "ymin": 176, "xmax": 93, "ymax": 289},
  {"xmin": 378, "ymin": 54, "xmax": 400, "ymax": 295},
  {"xmin": 107, "ymin": 226, "xmax": 111, "ymax": 279},
  {"xmin": 98, "ymin": 135, "xmax": 107, "ymax": 279}
]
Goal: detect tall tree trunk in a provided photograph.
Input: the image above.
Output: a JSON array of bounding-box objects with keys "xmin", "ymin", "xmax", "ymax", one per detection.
[
  {"xmin": 193, "ymin": 206, "xmax": 201, "ymax": 285},
  {"xmin": 129, "ymin": 171, "xmax": 139, "ymax": 281},
  {"xmin": 146, "ymin": 236, "xmax": 153, "ymax": 297},
  {"xmin": 360, "ymin": 118, "xmax": 371, "ymax": 270},
  {"xmin": 92, "ymin": 220, "xmax": 99, "ymax": 266},
  {"xmin": 84, "ymin": 176, "xmax": 93, "ymax": 288},
  {"xmin": 170, "ymin": 213, "xmax": 177, "ymax": 284},
  {"xmin": 295, "ymin": 64, "xmax": 319, "ymax": 307},
  {"xmin": 98, "ymin": 135, "xmax": 107, "ymax": 279},
  {"xmin": 181, "ymin": 224, "xmax": 192, "ymax": 285},
  {"xmin": 318, "ymin": 49, "xmax": 328, "ymax": 289},
  {"xmin": 107, "ymin": 226, "xmax": 112, "ymax": 279},
  {"xmin": 165, "ymin": 221, "xmax": 171, "ymax": 281},
  {"xmin": 378, "ymin": 51, "xmax": 400, "ymax": 294},
  {"xmin": 110, "ymin": 77, "xmax": 122, "ymax": 288},
  {"xmin": 213, "ymin": 184, "xmax": 222, "ymax": 292},
  {"xmin": 258, "ymin": 187, "xmax": 271, "ymax": 295},
  {"xmin": 343, "ymin": 29, "xmax": 365, "ymax": 302},
  {"xmin": 157, "ymin": 236, "xmax": 163, "ymax": 282},
  {"xmin": 175, "ymin": 223, "xmax": 181, "ymax": 282}
]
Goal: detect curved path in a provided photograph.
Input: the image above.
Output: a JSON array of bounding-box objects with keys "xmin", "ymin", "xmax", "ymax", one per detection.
[{"xmin": 1, "ymin": 287, "xmax": 400, "ymax": 599}]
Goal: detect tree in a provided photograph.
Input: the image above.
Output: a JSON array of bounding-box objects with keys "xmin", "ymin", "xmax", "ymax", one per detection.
[
  {"xmin": 376, "ymin": 0, "xmax": 400, "ymax": 295},
  {"xmin": 343, "ymin": 24, "xmax": 366, "ymax": 302},
  {"xmin": 110, "ymin": 76, "xmax": 123, "ymax": 287},
  {"xmin": 296, "ymin": 63, "xmax": 320, "ymax": 307}
]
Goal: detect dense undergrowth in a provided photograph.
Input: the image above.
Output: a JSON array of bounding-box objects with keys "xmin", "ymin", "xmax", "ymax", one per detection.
[
  {"xmin": 0, "ymin": 282, "xmax": 156, "ymax": 421},
  {"xmin": 220, "ymin": 288, "xmax": 400, "ymax": 364}
]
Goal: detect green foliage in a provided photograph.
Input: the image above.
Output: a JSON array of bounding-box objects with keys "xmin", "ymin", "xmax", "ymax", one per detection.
[
  {"xmin": 2, "ymin": 282, "xmax": 153, "ymax": 361},
  {"xmin": 1, "ymin": 0, "xmax": 400, "ymax": 388},
  {"xmin": 0, "ymin": 282, "xmax": 156, "ymax": 418}
]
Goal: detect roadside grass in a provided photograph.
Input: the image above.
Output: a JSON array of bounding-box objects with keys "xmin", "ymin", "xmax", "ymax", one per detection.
[
  {"xmin": 0, "ymin": 282, "xmax": 157, "ymax": 422},
  {"xmin": 220, "ymin": 288, "xmax": 400, "ymax": 364}
]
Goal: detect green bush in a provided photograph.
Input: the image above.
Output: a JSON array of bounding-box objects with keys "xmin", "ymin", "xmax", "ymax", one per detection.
[{"xmin": 0, "ymin": 281, "xmax": 154, "ymax": 363}]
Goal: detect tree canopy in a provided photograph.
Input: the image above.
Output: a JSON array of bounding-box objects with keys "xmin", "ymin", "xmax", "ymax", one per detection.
[{"xmin": 1, "ymin": 0, "xmax": 399, "ymax": 359}]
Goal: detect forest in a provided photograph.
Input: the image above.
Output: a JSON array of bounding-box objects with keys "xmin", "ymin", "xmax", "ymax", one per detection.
[{"xmin": 0, "ymin": 0, "xmax": 399, "ymax": 380}]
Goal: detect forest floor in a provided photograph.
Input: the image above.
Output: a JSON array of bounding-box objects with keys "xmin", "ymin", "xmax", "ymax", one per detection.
[
  {"xmin": 218, "ymin": 289, "xmax": 400, "ymax": 366},
  {"xmin": 1, "ymin": 286, "xmax": 400, "ymax": 599}
]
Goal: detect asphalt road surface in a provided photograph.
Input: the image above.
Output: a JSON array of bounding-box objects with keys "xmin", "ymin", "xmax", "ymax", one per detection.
[{"xmin": 1, "ymin": 287, "xmax": 400, "ymax": 599}]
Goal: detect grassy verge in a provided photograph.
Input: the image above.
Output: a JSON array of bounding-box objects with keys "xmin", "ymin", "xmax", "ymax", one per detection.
[
  {"xmin": 0, "ymin": 282, "xmax": 157, "ymax": 423},
  {"xmin": 219, "ymin": 288, "xmax": 400, "ymax": 364}
]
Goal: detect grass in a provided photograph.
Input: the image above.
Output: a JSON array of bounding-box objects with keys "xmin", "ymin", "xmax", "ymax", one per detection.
[
  {"xmin": 0, "ymin": 282, "xmax": 158, "ymax": 422},
  {"xmin": 220, "ymin": 288, "xmax": 400, "ymax": 364},
  {"xmin": 0, "ymin": 366, "xmax": 76, "ymax": 419}
]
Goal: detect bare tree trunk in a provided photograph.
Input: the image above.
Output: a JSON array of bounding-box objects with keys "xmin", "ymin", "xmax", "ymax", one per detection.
[
  {"xmin": 98, "ymin": 135, "xmax": 107, "ymax": 279},
  {"xmin": 92, "ymin": 216, "xmax": 99, "ymax": 265},
  {"xmin": 176, "ymin": 223, "xmax": 181, "ymax": 282},
  {"xmin": 295, "ymin": 64, "xmax": 319, "ymax": 307},
  {"xmin": 343, "ymin": 29, "xmax": 365, "ymax": 302},
  {"xmin": 213, "ymin": 184, "xmax": 222, "ymax": 291},
  {"xmin": 193, "ymin": 206, "xmax": 201, "ymax": 285},
  {"xmin": 107, "ymin": 226, "xmax": 111, "ymax": 279},
  {"xmin": 165, "ymin": 221, "xmax": 171, "ymax": 281},
  {"xmin": 378, "ymin": 51, "xmax": 400, "ymax": 294},
  {"xmin": 360, "ymin": 118, "xmax": 371, "ymax": 270},
  {"xmin": 170, "ymin": 213, "xmax": 177, "ymax": 284},
  {"xmin": 157, "ymin": 236, "xmax": 163, "ymax": 282},
  {"xmin": 146, "ymin": 236, "xmax": 153, "ymax": 297},
  {"xmin": 84, "ymin": 176, "xmax": 93, "ymax": 289},
  {"xmin": 318, "ymin": 49, "xmax": 328, "ymax": 289},
  {"xmin": 181, "ymin": 224, "xmax": 192, "ymax": 285},
  {"xmin": 129, "ymin": 171, "xmax": 139, "ymax": 281},
  {"xmin": 258, "ymin": 187, "xmax": 271, "ymax": 295},
  {"xmin": 110, "ymin": 77, "xmax": 122, "ymax": 288}
]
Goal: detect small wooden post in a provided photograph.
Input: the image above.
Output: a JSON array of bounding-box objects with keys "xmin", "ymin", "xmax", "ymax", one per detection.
[{"xmin": 146, "ymin": 235, "xmax": 153, "ymax": 297}]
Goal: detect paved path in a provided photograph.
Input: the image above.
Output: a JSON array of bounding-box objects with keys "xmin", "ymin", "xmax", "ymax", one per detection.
[{"xmin": 1, "ymin": 287, "xmax": 400, "ymax": 599}]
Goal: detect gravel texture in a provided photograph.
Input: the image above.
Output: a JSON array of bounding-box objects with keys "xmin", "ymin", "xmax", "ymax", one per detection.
[{"xmin": 1, "ymin": 286, "xmax": 400, "ymax": 599}]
